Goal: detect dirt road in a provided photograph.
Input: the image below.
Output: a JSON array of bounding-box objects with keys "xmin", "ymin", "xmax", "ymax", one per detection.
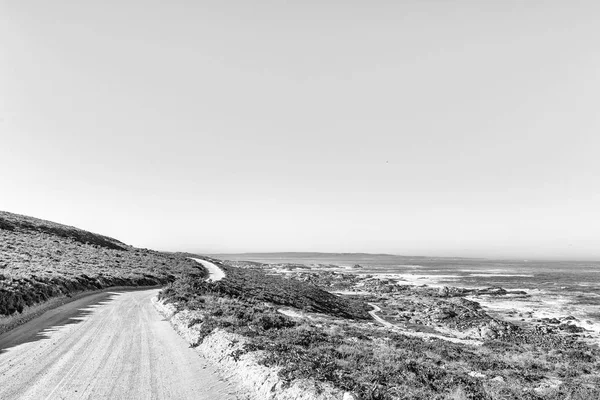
[
  {"xmin": 0, "ymin": 288, "xmax": 239, "ymax": 399},
  {"xmin": 191, "ymin": 258, "xmax": 226, "ymax": 282}
]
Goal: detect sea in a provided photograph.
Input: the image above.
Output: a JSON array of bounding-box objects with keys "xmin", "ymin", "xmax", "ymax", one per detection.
[{"xmin": 212, "ymin": 253, "xmax": 600, "ymax": 339}]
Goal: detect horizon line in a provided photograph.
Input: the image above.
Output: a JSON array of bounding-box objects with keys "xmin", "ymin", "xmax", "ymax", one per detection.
[{"xmin": 172, "ymin": 250, "xmax": 600, "ymax": 263}]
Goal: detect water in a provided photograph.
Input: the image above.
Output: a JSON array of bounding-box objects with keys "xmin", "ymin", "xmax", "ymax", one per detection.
[{"xmin": 213, "ymin": 253, "xmax": 600, "ymax": 337}]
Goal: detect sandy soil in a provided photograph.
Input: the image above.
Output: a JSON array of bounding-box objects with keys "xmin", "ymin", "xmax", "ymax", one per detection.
[{"xmin": 0, "ymin": 288, "xmax": 239, "ymax": 400}]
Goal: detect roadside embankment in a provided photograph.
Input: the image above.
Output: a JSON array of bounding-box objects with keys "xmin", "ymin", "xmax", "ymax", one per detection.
[{"xmin": 152, "ymin": 297, "xmax": 354, "ymax": 400}]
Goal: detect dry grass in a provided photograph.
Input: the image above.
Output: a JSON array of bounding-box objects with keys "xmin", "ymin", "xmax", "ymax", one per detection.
[{"xmin": 0, "ymin": 211, "xmax": 205, "ymax": 316}]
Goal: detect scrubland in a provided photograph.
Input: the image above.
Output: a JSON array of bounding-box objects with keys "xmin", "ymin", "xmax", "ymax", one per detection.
[
  {"xmin": 0, "ymin": 211, "xmax": 204, "ymax": 317},
  {"xmin": 160, "ymin": 258, "xmax": 600, "ymax": 400}
]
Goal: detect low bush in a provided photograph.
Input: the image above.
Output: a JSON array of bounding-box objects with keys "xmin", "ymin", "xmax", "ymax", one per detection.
[{"xmin": 159, "ymin": 258, "xmax": 600, "ymax": 400}]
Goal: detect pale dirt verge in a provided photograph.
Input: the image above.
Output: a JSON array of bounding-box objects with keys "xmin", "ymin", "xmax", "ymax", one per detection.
[{"xmin": 153, "ymin": 297, "xmax": 357, "ymax": 400}]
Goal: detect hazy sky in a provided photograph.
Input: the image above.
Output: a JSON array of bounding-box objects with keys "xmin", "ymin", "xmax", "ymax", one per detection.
[{"xmin": 1, "ymin": 1, "xmax": 599, "ymax": 259}]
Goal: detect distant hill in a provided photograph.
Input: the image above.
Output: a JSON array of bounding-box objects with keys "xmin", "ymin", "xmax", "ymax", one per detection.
[
  {"xmin": 210, "ymin": 252, "xmax": 400, "ymax": 258},
  {"xmin": 209, "ymin": 251, "xmax": 487, "ymax": 263},
  {"xmin": 0, "ymin": 211, "xmax": 204, "ymax": 317}
]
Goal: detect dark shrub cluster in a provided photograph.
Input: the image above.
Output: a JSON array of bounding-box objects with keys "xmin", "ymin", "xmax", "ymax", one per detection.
[
  {"xmin": 219, "ymin": 258, "xmax": 370, "ymax": 319},
  {"xmin": 160, "ymin": 260, "xmax": 371, "ymax": 320}
]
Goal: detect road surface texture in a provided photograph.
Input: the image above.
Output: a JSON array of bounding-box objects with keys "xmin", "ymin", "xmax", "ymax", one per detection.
[{"xmin": 0, "ymin": 288, "xmax": 240, "ymax": 399}]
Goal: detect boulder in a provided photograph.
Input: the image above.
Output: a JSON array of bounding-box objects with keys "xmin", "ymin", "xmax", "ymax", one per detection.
[
  {"xmin": 561, "ymin": 315, "xmax": 579, "ymax": 321},
  {"xmin": 476, "ymin": 287, "xmax": 507, "ymax": 296},
  {"xmin": 558, "ymin": 323, "xmax": 585, "ymax": 333},
  {"xmin": 480, "ymin": 325, "xmax": 498, "ymax": 339}
]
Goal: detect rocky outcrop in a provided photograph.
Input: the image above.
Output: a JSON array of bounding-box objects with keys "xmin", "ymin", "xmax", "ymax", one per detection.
[
  {"xmin": 467, "ymin": 319, "xmax": 519, "ymax": 340},
  {"xmin": 474, "ymin": 286, "xmax": 528, "ymax": 296},
  {"xmin": 533, "ymin": 319, "xmax": 587, "ymax": 335},
  {"xmin": 438, "ymin": 286, "xmax": 471, "ymax": 297},
  {"xmin": 437, "ymin": 285, "xmax": 528, "ymax": 298}
]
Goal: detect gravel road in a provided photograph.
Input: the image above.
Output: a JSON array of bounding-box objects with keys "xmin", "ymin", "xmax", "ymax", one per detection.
[
  {"xmin": 0, "ymin": 288, "xmax": 239, "ymax": 399},
  {"xmin": 191, "ymin": 258, "xmax": 226, "ymax": 282}
]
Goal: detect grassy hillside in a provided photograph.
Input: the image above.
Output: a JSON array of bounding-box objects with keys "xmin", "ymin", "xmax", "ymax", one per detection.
[
  {"xmin": 0, "ymin": 211, "xmax": 205, "ymax": 317},
  {"xmin": 0, "ymin": 211, "xmax": 127, "ymax": 250}
]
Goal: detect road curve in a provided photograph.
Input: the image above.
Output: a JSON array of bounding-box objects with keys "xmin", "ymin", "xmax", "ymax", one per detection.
[
  {"xmin": 191, "ymin": 258, "xmax": 226, "ymax": 282},
  {"xmin": 0, "ymin": 288, "xmax": 239, "ymax": 399},
  {"xmin": 367, "ymin": 303, "xmax": 395, "ymax": 328}
]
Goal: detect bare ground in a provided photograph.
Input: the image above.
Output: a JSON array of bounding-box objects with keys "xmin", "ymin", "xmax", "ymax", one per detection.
[{"xmin": 0, "ymin": 288, "xmax": 240, "ymax": 400}]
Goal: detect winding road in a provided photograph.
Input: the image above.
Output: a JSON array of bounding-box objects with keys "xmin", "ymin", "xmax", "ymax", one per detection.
[
  {"xmin": 191, "ymin": 257, "xmax": 226, "ymax": 282},
  {"xmin": 0, "ymin": 260, "xmax": 236, "ymax": 400}
]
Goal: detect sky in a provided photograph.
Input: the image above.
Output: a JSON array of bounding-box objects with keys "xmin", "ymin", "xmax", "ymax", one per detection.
[{"xmin": 1, "ymin": 1, "xmax": 599, "ymax": 260}]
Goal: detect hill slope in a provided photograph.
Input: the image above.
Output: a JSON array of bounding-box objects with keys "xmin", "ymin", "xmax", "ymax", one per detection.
[
  {"xmin": 0, "ymin": 211, "xmax": 127, "ymax": 250},
  {"xmin": 0, "ymin": 211, "xmax": 205, "ymax": 317}
]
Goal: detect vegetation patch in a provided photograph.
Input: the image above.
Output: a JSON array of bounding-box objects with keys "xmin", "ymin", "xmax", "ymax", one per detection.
[
  {"xmin": 160, "ymin": 259, "xmax": 600, "ymax": 400},
  {"xmin": 162, "ymin": 257, "xmax": 370, "ymax": 320},
  {"xmin": 0, "ymin": 211, "xmax": 206, "ymax": 317}
]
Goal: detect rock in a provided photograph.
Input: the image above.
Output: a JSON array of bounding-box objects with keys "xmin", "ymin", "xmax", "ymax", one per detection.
[
  {"xmin": 509, "ymin": 290, "xmax": 528, "ymax": 296},
  {"xmin": 476, "ymin": 286, "xmax": 508, "ymax": 296},
  {"xmin": 431, "ymin": 309, "xmax": 457, "ymax": 321},
  {"xmin": 455, "ymin": 297, "xmax": 481, "ymax": 310},
  {"xmin": 558, "ymin": 323, "xmax": 585, "ymax": 333},
  {"xmin": 561, "ymin": 315, "xmax": 578, "ymax": 321},
  {"xmin": 534, "ymin": 378, "xmax": 562, "ymax": 395},
  {"xmin": 468, "ymin": 371, "xmax": 486, "ymax": 378},
  {"xmin": 476, "ymin": 319, "xmax": 518, "ymax": 339},
  {"xmin": 491, "ymin": 376, "xmax": 505, "ymax": 383},
  {"xmin": 437, "ymin": 286, "xmax": 469, "ymax": 297},
  {"xmin": 541, "ymin": 317, "xmax": 561, "ymax": 324},
  {"xmin": 480, "ymin": 326, "xmax": 498, "ymax": 339},
  {"xmin": 534, "ymin": 325, "xmax": 554, "ymax": 334},
  {"xmin": 343, "ymin": 393, "xmax": 359, "ymax": 400}
]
